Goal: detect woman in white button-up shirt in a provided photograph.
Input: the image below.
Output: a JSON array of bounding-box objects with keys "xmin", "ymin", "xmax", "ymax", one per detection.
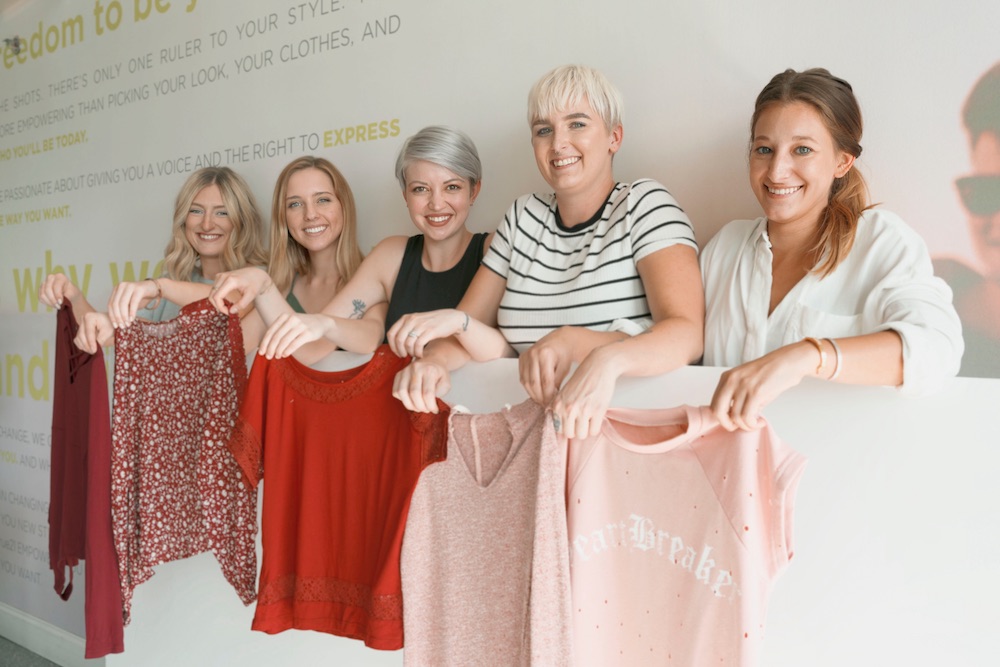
[{"xmin": 701, "ymin": 68, "xmax": 963, "ymax": 431}]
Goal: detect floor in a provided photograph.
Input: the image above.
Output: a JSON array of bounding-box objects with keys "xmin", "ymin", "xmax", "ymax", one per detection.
[{"xmin": 0, "ymin": 636, "xmax": 58, "ymax": 667}]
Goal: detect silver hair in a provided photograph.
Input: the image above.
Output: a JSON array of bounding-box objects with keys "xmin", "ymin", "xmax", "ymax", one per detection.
[{"xmin": 395, "ymin": 125, "xmax": 483, "ymax": 189}]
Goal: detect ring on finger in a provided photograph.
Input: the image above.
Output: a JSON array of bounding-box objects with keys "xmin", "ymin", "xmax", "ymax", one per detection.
[{"xmin": 407, "ymin": 331, "xmax": 421, "ymax": 339}]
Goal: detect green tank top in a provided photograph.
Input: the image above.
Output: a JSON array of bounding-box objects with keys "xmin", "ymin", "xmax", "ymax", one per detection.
[{"xmin": 285, "ymin": 274, "xmax": 306, "ymax": 313}]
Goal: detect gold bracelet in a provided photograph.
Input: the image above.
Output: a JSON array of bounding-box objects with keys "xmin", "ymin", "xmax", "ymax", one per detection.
[
  {"xmin": 825, "ymin": 337, "xmax": 842, "ymax": 380},
  {"xmin": 802, "ymin": 336, "xmax": 826, "ymax": 376},
  {"xmin": 146, "ymin": 277, "xmax": 162, "ymax": 310}
]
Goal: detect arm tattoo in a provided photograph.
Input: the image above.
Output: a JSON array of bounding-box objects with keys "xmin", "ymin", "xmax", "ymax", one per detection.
[{"xmin": 350, "ymin": 299, "xmax": 367, "ymax": 320}]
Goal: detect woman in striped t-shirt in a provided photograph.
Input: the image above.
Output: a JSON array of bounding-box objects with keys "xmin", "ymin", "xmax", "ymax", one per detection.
[{"xmin": 389, "ymin": 64, "xmax": 705, "ymax": 438}]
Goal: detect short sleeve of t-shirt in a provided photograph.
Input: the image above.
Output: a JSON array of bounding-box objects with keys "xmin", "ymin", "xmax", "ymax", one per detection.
[
  {"xmin": 482, "ymin": 195, "xmax": 523, "ymax": 280},
  {"xmin": 625, "ymin": 179, "xmax": 698, "ymax": 261}
]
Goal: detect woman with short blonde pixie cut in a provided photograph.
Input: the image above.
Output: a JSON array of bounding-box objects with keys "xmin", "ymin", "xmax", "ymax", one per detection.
[
  {"xmin": 527, "ymin": 64, "xmax": 623, "ymax": 133},
  {"xmin": 389, "ymin": 64, "xmax": 705, "ymax": 440},
  {"xmin": 268, "ymin": 156, "xmax": 363, "ymax": 297}
]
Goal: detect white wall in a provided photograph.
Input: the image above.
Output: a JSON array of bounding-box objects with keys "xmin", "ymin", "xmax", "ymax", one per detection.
[{"xmin": 1, "ymin": 0, "xmax": 998, "ymax": 664}]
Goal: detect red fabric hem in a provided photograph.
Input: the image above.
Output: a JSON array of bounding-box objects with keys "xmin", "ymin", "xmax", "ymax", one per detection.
[{"xmin": 251, "ymin": 616, "xmax": 403, "ymax": 651}]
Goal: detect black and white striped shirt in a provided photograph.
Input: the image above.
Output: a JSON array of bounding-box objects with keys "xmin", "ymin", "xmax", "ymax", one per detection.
[{"xmin": 483, "ymin": 179, "xmax": 697, "ymax": 351}]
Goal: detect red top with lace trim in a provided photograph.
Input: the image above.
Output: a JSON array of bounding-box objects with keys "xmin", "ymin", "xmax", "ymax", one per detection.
[{"xmin": 229, "ymin": 346, "xmax": 448, "ymax": 650}]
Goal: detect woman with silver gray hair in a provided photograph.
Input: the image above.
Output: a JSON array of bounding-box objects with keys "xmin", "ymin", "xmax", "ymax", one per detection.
[{"xmin": 212, "ymin": 125, "xmax": 490, "ymax": 359}]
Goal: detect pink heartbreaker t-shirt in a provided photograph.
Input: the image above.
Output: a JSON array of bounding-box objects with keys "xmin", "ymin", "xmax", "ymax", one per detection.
[{"xmin": 566, "ymin": 405, "xmax": 806, "ymax": 666}]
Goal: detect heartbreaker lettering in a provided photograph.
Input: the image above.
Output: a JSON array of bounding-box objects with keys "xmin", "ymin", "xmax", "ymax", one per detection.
[{"xmin": 570, "ymin": 512, "xmax": 741, "ymax": 601}]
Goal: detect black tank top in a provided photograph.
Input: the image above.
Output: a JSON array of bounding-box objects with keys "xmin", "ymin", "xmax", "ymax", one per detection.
[{"xmin": 383, "ymin": 232, "xmax": 488, "ymax": 336}]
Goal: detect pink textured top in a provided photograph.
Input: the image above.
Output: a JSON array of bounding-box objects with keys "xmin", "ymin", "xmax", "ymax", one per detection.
[
  {"xmin": 401, "ymin": 400, "xmax": 572, "ymax": 666},
  {"xmin": 566, "ymin": 405, "xmax": 806, "ymax": 666}
]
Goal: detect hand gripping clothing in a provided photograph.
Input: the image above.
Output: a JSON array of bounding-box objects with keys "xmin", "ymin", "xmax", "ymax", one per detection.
[
  {"xmin": 49, "ymin": 304, "xmax": 124, "ymax": 658},
  {"xmin": 401, "ymin": 400, "xmax": 571, "ymax": 666},
  {"xmin": 138, "ymin": 267, "xmax": 213, "ymax": 322},
  {"xmin": 228, "ymin": 346, "xmax": 449, "ymax": 650},
  {"xmin": 566, "ymin": 405, "xmax": 806, "ymax": 667},
  {"xmin": 111, "ymin": 299, "xmax": 256, "ymax": 623}
]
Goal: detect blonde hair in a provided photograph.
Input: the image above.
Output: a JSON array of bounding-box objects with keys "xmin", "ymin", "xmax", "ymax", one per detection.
[
  {"xmin": 267, "ymin": 156, "xmax": 363, "ymax": 293},
  {"xmin": 161, "ymin": 167, "xmax": 267, "ymax": 280},
  {"xmin": 527, "ymin": 64, "xmax": 623, "ymax": 131},
  {"xmin": 752, "ymin": 68, "xmax": 873, "ymax": 277}
]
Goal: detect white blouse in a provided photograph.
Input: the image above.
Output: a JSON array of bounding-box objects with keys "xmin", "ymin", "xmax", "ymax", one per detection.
[{"xmin": 700, "ymin": 209, "xmax": 963, "ymax": 395}]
